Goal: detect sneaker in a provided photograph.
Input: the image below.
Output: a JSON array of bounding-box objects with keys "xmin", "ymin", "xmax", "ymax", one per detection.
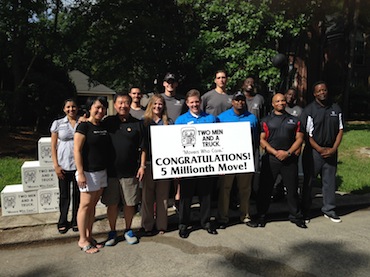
[
  {"xmin": 324, "ymin": 213, "xmax": 342, "ymax": 223},
  {"xmin": 105, "ymin": 231, "xmax": 117, "ymax": 246},
  {"xmin": 124, "ymin": 229, "xmax": 138, "ymax": 245},
  {"xmin": 241, "ymin": 216, "xmax": 251, "ymax": 223}
]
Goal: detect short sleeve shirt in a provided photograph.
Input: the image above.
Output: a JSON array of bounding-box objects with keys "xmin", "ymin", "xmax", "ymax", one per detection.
[
  {"xmin": 175, "ymin": 111, "xmax": 218, "ymax": 125},
  {"xmin": 261, "ymin": 112, "xmax": 303, "ymax": 151},
  {"xmin": 301, "ymin": 100, "xmax": 343, "ymax": 147},
  {"xmin": 50, "ymin": 116, "xmax": 77, "ymax": 171},
  {"xmin": 217, "ymin": 108, "xmax": 259, "ymax": 146},
  {"xmin": 161, "ymin": 93, "xmax": 185, "ymax": 121},
  {"xmin": 75, "ymin": 121, "xmax": 109, "ymax": 172},
  {"xmin": 201, "ymin": 89, "xmax": 233, "ymax": 116},
  {"xmin": 103, "ymin": 115, "xmax": 147, "ymax": 178},
  {"xmin": 245, "ymin": 93, "xmax": 265, "ymax": 120}
]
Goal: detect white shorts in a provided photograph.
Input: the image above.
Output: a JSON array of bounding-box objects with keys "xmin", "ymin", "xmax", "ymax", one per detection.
[{"xmin": 76, "ymin": 169, "xmax": 108, "ymax": 192}]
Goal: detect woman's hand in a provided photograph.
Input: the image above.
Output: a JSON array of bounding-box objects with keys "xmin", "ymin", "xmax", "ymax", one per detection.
[
  {"xmin": 77, "ymin": 172, "xmax": 87, "ymax": 189},
  {"xmin": 54, "ymin": 165, "xmax": 65, "ymax": 180}
]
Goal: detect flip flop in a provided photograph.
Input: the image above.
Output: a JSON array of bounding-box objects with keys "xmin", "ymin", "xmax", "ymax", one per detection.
[{"xmin": 80, "ymin": 244, "xmax": 99, "ymax": 254}]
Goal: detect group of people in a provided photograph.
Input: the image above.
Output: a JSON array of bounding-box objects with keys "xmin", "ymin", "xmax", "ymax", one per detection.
[{"xmin": 50, "ymin": 70, "xmax": 343, "ymax": 254}]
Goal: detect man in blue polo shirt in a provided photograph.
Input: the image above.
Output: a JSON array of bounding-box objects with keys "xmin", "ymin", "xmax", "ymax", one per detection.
[
  {"xmin": 216, "ymin": 92, "xmax": 259, "ymax": 228},
  {"xmin": 175, "ymin": 89, "xmax": 218, "ymax": 238}
]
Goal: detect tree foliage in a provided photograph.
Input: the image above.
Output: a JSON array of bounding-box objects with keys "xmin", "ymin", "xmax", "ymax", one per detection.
[
  {"xmin": 178, "ymin": 0, "xmax": 314, "ymax": 91},
  {"xmin": 1, "ymin": 0, "xmax": 369, "ymax": 128}
]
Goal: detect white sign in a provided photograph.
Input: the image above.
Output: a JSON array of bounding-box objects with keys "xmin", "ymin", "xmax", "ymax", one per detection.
[{"xmin": 150, "ymin": 122, "xmax": 255, "ymax": 179}]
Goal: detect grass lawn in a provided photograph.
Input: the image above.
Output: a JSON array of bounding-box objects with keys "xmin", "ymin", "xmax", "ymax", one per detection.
[
  {"xmin": 0, "ymin": 157, "xmax": 30, "ymax": 191},
  {"xmin": 337, "ymin": 123, "xmax": 370, "ymax": 193}
]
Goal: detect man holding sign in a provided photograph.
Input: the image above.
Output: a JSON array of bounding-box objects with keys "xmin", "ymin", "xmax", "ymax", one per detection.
[
  {"xmin": 175, "ymin": 89, "xmax": 218, "ymax": 238},
  {"xmin": 217, "ymin": 91, "xmax": 259, "ymax": 228}
]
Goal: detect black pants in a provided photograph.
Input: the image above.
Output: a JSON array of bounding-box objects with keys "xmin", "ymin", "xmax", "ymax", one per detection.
[
  {"xmin": 58, "ymin": 170, "xmax": 80, "ymax": 228},
  {"xmin": 179, "ymin": 177, "xmax": 215, "ymax": 230},
  {"xmin": 256, "ymin": 154, "xmax": 302, "ymax": 220},
  {"xmin": 302, "ymin": 147, "xmax": 338, "ymax": 217}
]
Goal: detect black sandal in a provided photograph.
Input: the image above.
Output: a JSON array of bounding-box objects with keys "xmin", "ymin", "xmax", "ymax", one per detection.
[{"xmin": 58, "ymin": 226, "xmax": 68, "ymax": 234}]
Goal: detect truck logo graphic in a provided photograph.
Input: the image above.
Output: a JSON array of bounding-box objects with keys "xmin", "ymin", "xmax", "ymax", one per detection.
[
  {"xmin": 40, "ymin": 145, "xmax": 51, "ymax": 159},
  {"xmin": 24, "ymin": 170, "xmax": 36, "ymax": 184},
  {"xmin": 181, "ymin": 127, "xmax": 196, "ymax": 148},
  {"xmin": 40, "ymin": 192, "xmax": 52, "ymax": 206},
  {"xmin": 3, "ymin": 195, "xmax": 16, "ymax": 209}
]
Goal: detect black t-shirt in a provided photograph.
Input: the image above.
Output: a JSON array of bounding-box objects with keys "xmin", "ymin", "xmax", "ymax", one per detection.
[
  {"xmin": 261, "ymin": 112, "xmax": 302, "ymax": 151},
  {"xmin": 75, "ymin": 121, "xmax": 109, "ymax": 172},
  {"xmin": 301, "ymin": 101, "xmax": 343, "ymax": 147},
  {"xmin": 103, "ymin": 114, "xmax": 147, "ymax": 178}
]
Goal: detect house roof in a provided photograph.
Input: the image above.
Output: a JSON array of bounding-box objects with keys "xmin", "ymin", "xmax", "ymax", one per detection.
[{"xmin": 68, "ymin": 70, "xmax": 116, "ymax": 95}]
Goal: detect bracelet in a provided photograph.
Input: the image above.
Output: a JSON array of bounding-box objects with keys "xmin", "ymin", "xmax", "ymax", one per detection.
[
  {"xmin": 287, "ymin": 151, "xmax": 291, "ymax": 157},
  {"xmin": 140, "ymin": 165, "xmax": 146, "ymax": 169}
]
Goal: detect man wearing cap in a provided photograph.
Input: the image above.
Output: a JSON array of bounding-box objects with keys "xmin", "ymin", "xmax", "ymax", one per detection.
[
  {"xmin": 201, "ymin": 70, "xmax": 233, "ymax": 116},
  {"xmin": 161, "ymin": 73, "xmax": 186, "ymax": 211},
  {"xmin": 216, "ymin": 92, "xmax": 259, "ymax": 228},
  {"xmin": 246, "ymin": 93, "xmax": 306, "ymax": 229},
  {"xmin": 161, "ymin": 73, "xmax": 185, "ymax": 121}
]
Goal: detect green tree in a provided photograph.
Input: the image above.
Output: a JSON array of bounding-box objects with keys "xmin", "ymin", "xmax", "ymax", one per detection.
[
  {"xmin": 178, "ymin": 0, "xmax": 314, "ymax": 92},
  {"xmin": 0, "ymin": 0, "xmax": 76, "ymax": 128}
]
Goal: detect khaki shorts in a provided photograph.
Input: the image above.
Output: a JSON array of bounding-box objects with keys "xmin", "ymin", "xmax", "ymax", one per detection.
[
  {"xmin": 76, "ymin": 170, "xmax": 108, "ymax": 193},
  {"xmin": 101, "ymin": 177, "xmax": 139, "ymax": 206}
]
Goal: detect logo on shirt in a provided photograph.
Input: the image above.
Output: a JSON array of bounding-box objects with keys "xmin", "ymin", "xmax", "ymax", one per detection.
[
  {"xmin": 330, "ymin": 111, "xmax": 337, "ymax": 117},
  {"xmin": 175, "ymin": 100, "xmax": 182, "ymax": 106},
  {"xmin": 93, "ymin": 130, "xmax": 108, "ymax": 135},
  {"xmin": 287, "ymin": 119, "xmax": 296, "ymax": 125}
]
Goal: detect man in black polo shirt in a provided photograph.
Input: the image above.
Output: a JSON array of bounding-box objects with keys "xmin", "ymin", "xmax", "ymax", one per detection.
[
  {"xmin": 246, "ymin": 93, "xmax": 306, "ymax": 228},
  {"xmin": 101, "ymin": 92, "xmax": 147, "ymax": 246},
  {"xmin": 301, "ymin": 81, "xmax": 343, "ymax": 223}
]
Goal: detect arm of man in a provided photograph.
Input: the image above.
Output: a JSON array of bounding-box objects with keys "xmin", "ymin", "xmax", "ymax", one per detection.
[
  {"xmin": 260, "ymin": 132, "xmax": 278, "ymax": 157},
  {"xmin": 261, "ymin": 131, "xmax": 303, "ymax": 161},
  {"xmin": 321, "ymin": 129, "xmax": 343, "ymax": 159},
  {"xmin": 74, "ymin": 132, "xmax": 86, "ymax": 188}
]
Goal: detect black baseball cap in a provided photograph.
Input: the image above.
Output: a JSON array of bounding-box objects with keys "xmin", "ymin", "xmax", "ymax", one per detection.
[
  {"xmin": 232, "ymin": 91, "xmax": 246, "ymax": 100},
  {"xmin": 163, "ymin": 73, "xmax": 177, "ymax": 82}
]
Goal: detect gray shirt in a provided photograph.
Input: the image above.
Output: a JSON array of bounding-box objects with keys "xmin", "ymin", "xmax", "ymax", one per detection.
[
  {"xmin": 130, "ymin": 107, "xmax": 145, "ymax": 120},
  {"xmin": 245, "ymin": 93, "xmax": 265, "ymax": 120},
  {"xmin": 161, "ymin": 93, "xmax": 185, "ymax": 121},
  {"xmin": 285, "ymin": 105, "xmax": 303, "ymax": 118},
  {"xmin": 201, "ymin": 89, "xmax": 233, "ymax": 116}
]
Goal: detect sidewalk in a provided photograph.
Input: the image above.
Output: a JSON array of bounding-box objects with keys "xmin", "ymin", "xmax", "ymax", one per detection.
[{"xmin": 1, "ymin": 190, "xmax": 370, "ymax": 246}]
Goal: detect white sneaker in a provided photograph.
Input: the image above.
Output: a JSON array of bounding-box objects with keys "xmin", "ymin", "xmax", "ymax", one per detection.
[
  {"xmin": 324, "ymin": 213, "xmax": 342, "ymax": 223},
  {"xmin": 105, "ymin": 231, "xmax": 117, "ymax": 246},
  {"xmin": 242, "ymin": 216, "xmax": 251, "ymax": 223},
  {"xmin": 124, "ymin": 230, "xmax": 138, "ymax": 245}
]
